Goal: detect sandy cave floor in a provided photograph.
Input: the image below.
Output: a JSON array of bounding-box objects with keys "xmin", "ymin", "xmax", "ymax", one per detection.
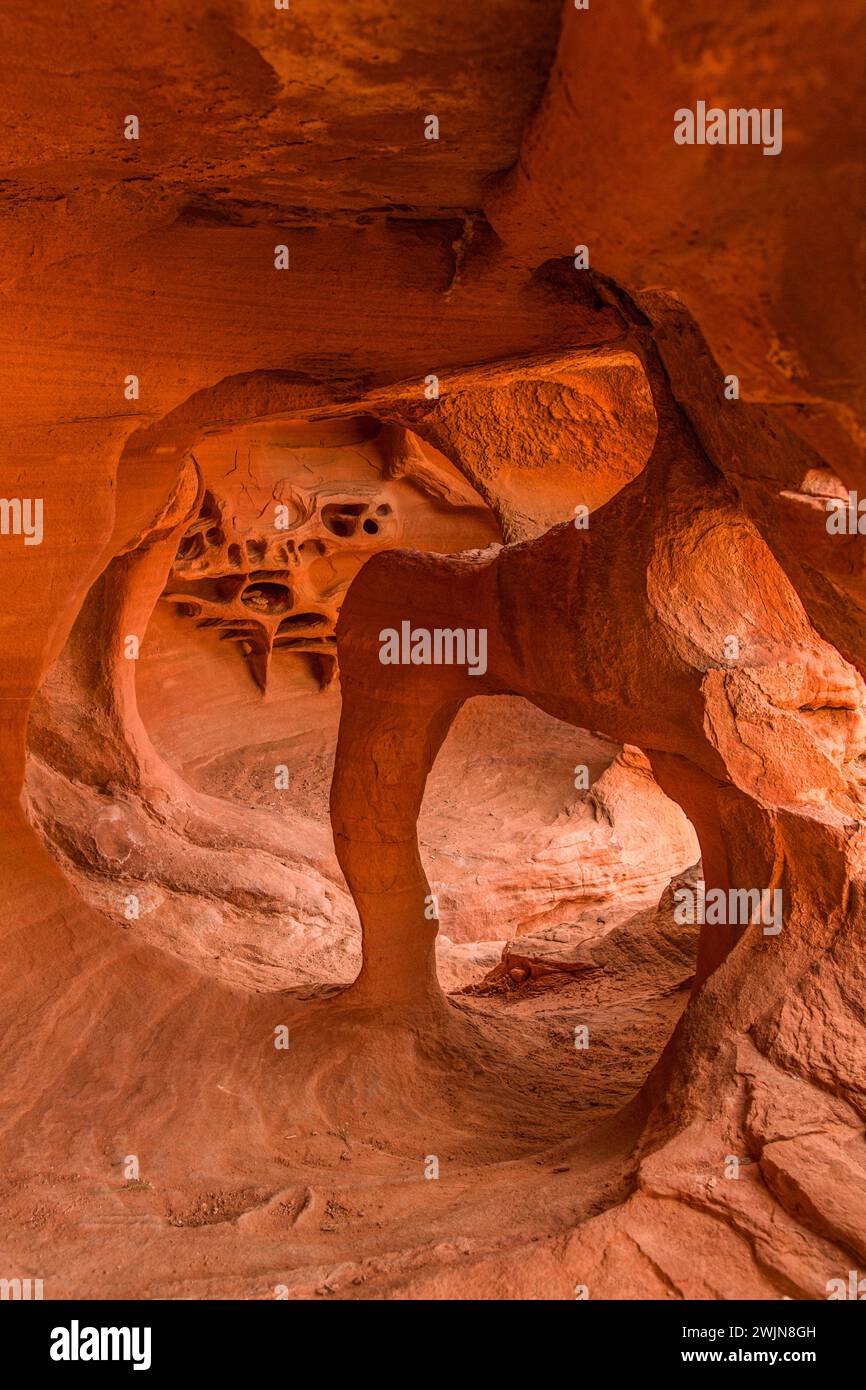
[{"xmin": 0, "ymin": 885, "xmax": 697, "ymax": 1300}]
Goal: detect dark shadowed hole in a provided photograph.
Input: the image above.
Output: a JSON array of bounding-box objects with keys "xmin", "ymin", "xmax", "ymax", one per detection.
[
  {"xmin": 322, "ymin": 503, "xmax": 367, "ymax": 538},
  {"xmin": 277, "ymin": 613, "xmax": 328, "ymax": 631},
  {"xmin": 241, "ymin": 582, "xmax": 292, "ymax": 614}
]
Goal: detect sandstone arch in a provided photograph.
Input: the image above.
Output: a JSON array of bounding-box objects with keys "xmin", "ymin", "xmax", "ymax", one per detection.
[{"xmin": 331, "ymin": 323, "xmax": 865, "ymax": 1005}]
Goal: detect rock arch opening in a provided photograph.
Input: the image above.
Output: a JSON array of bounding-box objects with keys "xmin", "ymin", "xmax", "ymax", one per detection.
[
  {"xmin": 24, "ymin": 354, "xmax": 673, "ymax": 1006},
  {"xmin": 418, "ymin": 694, "xmax": 705, "ymax": 1125},
  {"xmin": 9, "ymin": 314, "xmax": 866, "ymax": 1307},
  {"xmin": 12, "ymin": 282, "xmax": 866, "ymax": 1308}
]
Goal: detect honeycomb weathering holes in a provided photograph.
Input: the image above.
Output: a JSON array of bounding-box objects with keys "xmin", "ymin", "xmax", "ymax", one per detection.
[{"xmin": 160, "ymin": 422, "xmax": 501, "ymax": 692}]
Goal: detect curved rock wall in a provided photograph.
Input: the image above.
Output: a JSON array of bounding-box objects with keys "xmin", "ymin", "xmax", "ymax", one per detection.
[{"xmin": 1, "ymin": 0, "xmax": 864, "ymax": 1304}]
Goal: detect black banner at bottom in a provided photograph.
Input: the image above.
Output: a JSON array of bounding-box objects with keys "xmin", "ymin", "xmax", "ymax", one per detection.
[{"xmin": 1, "ymin": 1296, "xmax": 858, "ymax": 1375}]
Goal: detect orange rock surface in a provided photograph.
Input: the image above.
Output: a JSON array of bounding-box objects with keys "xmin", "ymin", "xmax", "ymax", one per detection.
[{"xmin": 1, "ymin": 0, "xmax": 865, "ymax": 1302}]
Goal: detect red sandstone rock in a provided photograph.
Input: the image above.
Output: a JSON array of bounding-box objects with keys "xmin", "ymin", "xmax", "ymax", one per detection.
[{"xmin": 0, "ymin": 0, "xmax": 864, "ymax": 1307}]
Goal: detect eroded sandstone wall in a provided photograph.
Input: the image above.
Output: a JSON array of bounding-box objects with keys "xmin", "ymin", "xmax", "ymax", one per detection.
[{"xmin": 0, "ymin": 0, "xmax": 864, "ymax": 1304}]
